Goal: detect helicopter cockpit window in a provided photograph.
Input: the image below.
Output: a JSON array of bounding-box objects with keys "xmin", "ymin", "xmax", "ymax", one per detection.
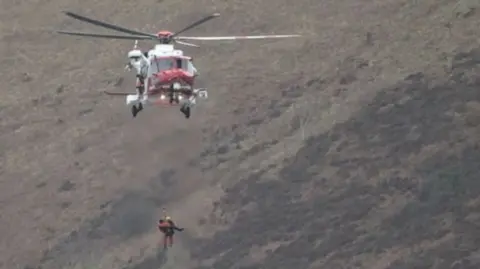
[{"xmin": 150, "ymin": 58, "xmax": 174, "ymax": 73}]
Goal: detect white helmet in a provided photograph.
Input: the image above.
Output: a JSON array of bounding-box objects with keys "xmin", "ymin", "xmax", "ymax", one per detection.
[{"xmin": 128, "ymin": 49, "xmax": 143, "ymax": 59}]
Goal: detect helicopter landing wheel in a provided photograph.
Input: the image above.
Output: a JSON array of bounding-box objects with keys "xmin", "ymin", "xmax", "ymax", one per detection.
[
  {"xmin": 180, "ymin": 104, "xmax": 190, "ymax": 119},
  {"xmin": 131, "ymin": 105, "xmax": 138, "ymax": 117},
  {"xmin": 131, "ymin": 103, "xmax": 143, "ymax": 117}
]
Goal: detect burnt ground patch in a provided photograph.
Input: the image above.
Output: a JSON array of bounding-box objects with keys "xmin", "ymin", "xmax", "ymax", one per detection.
[{"xmin": 189, "ymin": 49, "xmax": 480, "ymax": 268}]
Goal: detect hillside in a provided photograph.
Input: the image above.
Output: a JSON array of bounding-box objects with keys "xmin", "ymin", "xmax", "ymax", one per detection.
[{"xmin": 1, "ymin": 0, "xmax": 480, "ymax": 268}]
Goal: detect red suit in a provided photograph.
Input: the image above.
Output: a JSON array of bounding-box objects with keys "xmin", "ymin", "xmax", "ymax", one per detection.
[{"xmin": 158, "ymin": 218, "xmax": 184, "ymax": 248}]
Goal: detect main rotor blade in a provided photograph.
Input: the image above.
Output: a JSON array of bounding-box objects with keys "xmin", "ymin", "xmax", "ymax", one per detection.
[
  {"xmin": 63, "ymin": 11, "xmax": 157, "ymax": 38},
  {"xmin": 104, "ymin": 90, "xmax": 132, "ymax": 96},
  {"xmin": 57, "ymin": 31, "xmax": 153, "ymax": 40},
  {"xmin": 171, "ymin": 13, "xmax": 220, "ymax": 38},
  {"xmin": 175, "ymin": 40, "xmax": 200, "ymax": 47},
  {"xmin": 175, "ymin": 34, "xmax": 301, "ymax": 41}
]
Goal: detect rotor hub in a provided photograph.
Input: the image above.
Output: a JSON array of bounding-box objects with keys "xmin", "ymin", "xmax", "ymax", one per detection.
[{"xmin": 156, "ymin": 31, "xmax": 174, "ymax": 44}]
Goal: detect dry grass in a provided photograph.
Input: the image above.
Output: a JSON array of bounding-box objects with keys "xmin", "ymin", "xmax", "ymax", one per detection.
[{"xmin": 0, "ymin": 0, "xmax": 480, "ymax": 268}]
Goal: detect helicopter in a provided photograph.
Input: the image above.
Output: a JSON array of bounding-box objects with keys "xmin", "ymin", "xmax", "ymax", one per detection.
[{"xmin": 57, "ymin": 11, "xmax": 301, "ymax": 118}]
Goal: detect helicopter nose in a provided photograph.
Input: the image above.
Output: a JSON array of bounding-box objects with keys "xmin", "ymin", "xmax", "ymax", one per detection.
[{"xmin": 153, "ymin": 72, "xmax": 168, "ymax": 84}]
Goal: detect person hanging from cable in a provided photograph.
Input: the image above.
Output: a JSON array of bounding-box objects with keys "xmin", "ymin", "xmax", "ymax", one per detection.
[{"xmin": 158, "ymin": 214, "xmax": 184, "ymax": 249}]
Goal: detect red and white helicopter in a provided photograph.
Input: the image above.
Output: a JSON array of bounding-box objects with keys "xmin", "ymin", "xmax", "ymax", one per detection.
[{"xmin": 57, "ymin": 11, "xmax": 300, "ymax": 118}]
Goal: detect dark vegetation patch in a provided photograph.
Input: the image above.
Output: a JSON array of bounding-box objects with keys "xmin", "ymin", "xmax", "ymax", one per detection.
[
  {"xmin": 35, "ymin": 182, "xmax": 47, "ymax": 188},
  {"xmin": 237, "ymin": 140, "xmax": 279, "ymax": 162},
  {"xmin": 195, "ymin": 77, "xmax": 319, "ymax": 166},
  {"xmin": 39, "ymin": 191, "xmax": 164, "ymax": 268},
  {"xmin": 157, "ymin": 169, "xmax": 177, "ymax": 188},
  {"xmin": 122, "ymin": 248, "xmax": 167, "ymax": 269},
  {"xmin": 189, "ymin": 49, "xmax": 480, "ymax": 268},
  {"xmin": 58, "ymin": 180, "xmax": 76, "ymax": 192}
]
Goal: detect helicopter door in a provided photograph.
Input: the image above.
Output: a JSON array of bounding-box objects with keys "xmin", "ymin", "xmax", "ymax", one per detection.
[{"xmin": 185, "ymin": 59, "xmax": 197, "ymax": 76}]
